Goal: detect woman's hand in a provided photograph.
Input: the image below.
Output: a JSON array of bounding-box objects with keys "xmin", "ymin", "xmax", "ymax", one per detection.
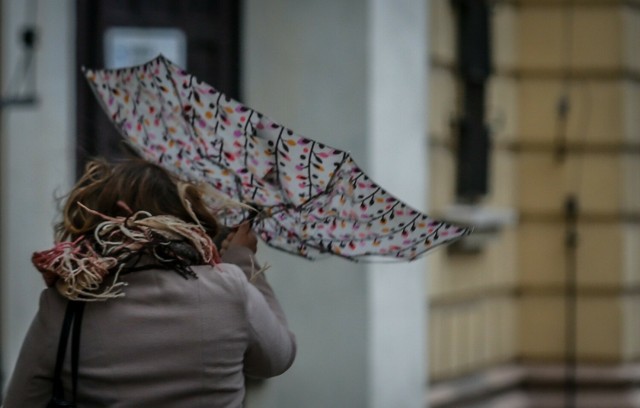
[{"xmin": 221, "ymin": 222, "xmax": 258, "ymax": 254}]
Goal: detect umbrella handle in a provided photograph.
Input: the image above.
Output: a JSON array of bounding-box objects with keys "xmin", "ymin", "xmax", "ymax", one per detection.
[{"xmin": 212, "ymin": 207, "xmax": 261, "ymax": 249}]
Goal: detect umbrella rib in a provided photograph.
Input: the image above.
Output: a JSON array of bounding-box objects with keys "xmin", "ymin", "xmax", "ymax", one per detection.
[
  {"xmin": 211, "ymin": 92, "xmax": 227, "ymax": 162},
  {"xmin": 322, "ymin": 151, "xmax": 350, "ymax": 193},
  {"xmin": 207, "ymin": 91, "xmax": 224, "ymax": 161},
  {"xmin": 250, "ymin": 174, "xmax": 260, "ymax": 201},
  {"xmin": 359, "ymin": 187, "xmax": 382, "ymax": 205},
  {"xmin": 214, "ymin": 92, "xmax": 223, "ymax": 120},
  {"xmin": 366, "ymin": 201, "xmax": 399, "ymax": 222},
  {"xmin": 307, "ymin": 141, "xmax": 315, "ymax": 199},
  {"xmin": 131, "ymin": 66, "xmax": 152, "ymax": 150},
  {"xmin": 148, "ymin": 62, "xmax": 175, "ymax": 155},
  {"xmin": 309, "ymin": 219, "xmax": 445, "ymax": 256},
  {"xmin": 243, "ymin": 111, "xmax": 255, "ymax": 170},
  {"xmin": 426, "ymin": 223, "xmax": 446, "ymax": 242},
  {"xmin": 158, "ymin": 57, "xmax": 199, "ymax": 145},
  {"xmin": 350, "ymin": 169, "xmax": 365, "ymax": 187},
  {"xmin": 264, "ymin": 151, "xmax": 349, "ymax": 217},
  {"xmin": 274, "ymin": 127, "xmax": 285, "ymax": 193},
  {"xmin": 186, "ymin": 75, "xmax": 207, "ymax": 157},
  {"xmin": 306, "ymin": 211, "xmax": 427, "ymax": 242}
]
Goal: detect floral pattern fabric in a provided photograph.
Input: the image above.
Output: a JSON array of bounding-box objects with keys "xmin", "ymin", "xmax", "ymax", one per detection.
[{"xmin": 84, "ymin": 55, "xmax": 471, "ymax": 261}]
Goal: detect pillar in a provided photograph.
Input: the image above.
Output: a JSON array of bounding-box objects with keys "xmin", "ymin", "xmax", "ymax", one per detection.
[{"xmin": 243, "ymin": 0, "xmax": 429, "ymax": 407}]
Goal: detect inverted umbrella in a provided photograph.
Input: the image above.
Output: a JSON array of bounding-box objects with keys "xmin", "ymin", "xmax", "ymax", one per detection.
[{"xmin": 83, "ymin": 55, "xmax": 471, "ymax": 261}]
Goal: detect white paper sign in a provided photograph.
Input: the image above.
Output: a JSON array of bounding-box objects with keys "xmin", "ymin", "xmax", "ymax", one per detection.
[{"xmin": 104, "ymin": 27, "xmax": 187, "ymax": 69}]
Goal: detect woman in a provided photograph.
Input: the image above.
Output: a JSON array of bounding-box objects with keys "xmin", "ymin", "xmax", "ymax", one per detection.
[{"xmin": 2, "ymin": 159, "xmax": 296, "ymax": 407}]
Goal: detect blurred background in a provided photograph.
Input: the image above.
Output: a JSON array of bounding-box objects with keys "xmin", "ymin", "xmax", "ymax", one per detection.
[{"xmin": 0, "ymin": 0, "xmax": 639, "ymax": 407}]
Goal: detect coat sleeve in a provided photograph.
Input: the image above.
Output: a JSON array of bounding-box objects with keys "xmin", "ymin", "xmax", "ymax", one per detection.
[
  {"xmin": 220, "ymin": 246, "xmax": 297, "ymax": 378},
  {"xmin": 2, "ymin": 290, "xmax": 59, "ymax": 408}
]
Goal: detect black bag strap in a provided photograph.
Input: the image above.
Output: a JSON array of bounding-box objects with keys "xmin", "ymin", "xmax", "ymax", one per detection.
[
  {"xmin": 51, "ymin": 301, "xmax": 85, "ymax": 404},
  {"xmin": 70, "ymin": 301, "xmax": 85, "ymax": 401}
]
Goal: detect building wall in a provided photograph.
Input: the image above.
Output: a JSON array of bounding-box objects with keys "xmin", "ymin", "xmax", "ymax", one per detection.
[
  {"xmin": 516, "ymin": 0, "xmax": 640, "ymax": 364},
  {"xmin": 242, "ymin": 2, "xmax": 369, "ymax": 406},
  {"xmin": 243, "ymin": 1, "xmax": 430, "ymax": 406},
  {"xmin": 428, "ymin": 0, "xmax": 640, "ymax": 405},
  {"xmin": 427, "ymin": 0, "xmax": 520, "ymax": 382},
  {"xmin": 0, "ymin": 0, "xmax": 75, "ymax": 389}
]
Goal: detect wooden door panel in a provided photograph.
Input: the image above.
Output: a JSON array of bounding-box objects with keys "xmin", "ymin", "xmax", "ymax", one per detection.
[{"xmin": 76, "ymin": 0, "xmax": 240, "ymax": 176}]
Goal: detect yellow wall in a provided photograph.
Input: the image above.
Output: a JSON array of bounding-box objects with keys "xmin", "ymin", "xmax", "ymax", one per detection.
[
  {"xmin": 427, "ymin": 0, "xmax": 520, "ymax": 380},
  {"xmin": 428, "ymin": 0, "xmax": 640, "ymax": 382},
  {"xmin": 516, "ymin": 0, "xmax": 640, "ymax": 363}
]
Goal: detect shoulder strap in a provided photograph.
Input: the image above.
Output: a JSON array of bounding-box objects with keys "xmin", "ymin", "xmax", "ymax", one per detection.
[
  {"xmin": 70, "ymin": 302, "xmax": 85, "ymax": 401},
  {"xmin": 51, "ymin": 301, "xmax": 85, "ymax": 404}
]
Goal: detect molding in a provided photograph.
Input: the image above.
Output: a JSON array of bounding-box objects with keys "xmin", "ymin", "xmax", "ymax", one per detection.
[
  {"xmin": 502, "ymin": 140, "xmax": 640, "ymax": 155},
  {"xmin": 524, "ymin": 362, "xmax": 640, "ymax": 385},
  {"xmin": 430, "ymin": 284, "xmax": 640, "ymax": 308},
  {"xmin": 519, "ymin": 211, "xmax": 640, "ymax": 224},
  {"xmin": 432, "ymin": 57, "xmax": 640, "ymax": 83},
  {"xmin": 429, "ymin": 362, "xmax": 640, "ymax": 408},
  {"xmin": 518, "ymin": 284, "xmax": 640, "ymax": 298},
  {"xmin": 505, "ymin": 68, "xmax": 640, "ymax": 82},
  {"xmin": 427, "ymin": 135, "xmax": 640, "ymax": 156},
  {"xmin": 500, "ymin": 0, "xmax": 640, "ymax": 10},
  {"xmin": 429, "ymin": 364, "xmax": 526, "ymax": 407}
]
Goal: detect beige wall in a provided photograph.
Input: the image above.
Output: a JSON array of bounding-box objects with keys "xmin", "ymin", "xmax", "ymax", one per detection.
[
  {"xmin": 427, "ymin": 0, "xmax": 640, "ymax": 383},
  {"xmin": 517, "ymin": 0, "xmax": 640, "ymax": 363},
  {"xmin": 427, "ymin": 0, "xmax": 520, "ymax": 381}
]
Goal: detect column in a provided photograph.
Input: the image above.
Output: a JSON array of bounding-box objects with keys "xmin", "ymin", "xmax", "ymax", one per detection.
[{"xmin": 243, "ymin": 0, "xmax": 429, "ymax": 407}]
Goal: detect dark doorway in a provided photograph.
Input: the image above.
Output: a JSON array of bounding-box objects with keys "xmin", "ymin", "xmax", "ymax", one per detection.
[{"xmin": 75, "ymin": 0, "xmax": 241, "ymax": 177}]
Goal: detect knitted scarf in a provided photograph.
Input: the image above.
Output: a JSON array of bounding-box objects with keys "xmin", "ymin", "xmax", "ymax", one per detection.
[{"xmin": 32, "ymin": 206, "xmax": 221, "ymax": 301}]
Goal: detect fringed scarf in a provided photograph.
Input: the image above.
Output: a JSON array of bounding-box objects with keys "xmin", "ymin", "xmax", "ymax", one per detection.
[{"xmin": 32, "ymin": 205, "xmax": 221, "ymax": 301}]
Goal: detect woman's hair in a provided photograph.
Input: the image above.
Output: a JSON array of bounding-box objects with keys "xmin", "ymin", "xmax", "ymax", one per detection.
[{"xmin": 56, "ymin": 159, "xmax": 219, "ymax": 241}]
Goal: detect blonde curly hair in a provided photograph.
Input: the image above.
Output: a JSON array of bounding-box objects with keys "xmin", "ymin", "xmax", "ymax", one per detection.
[{"xmin": 56, "ymin": 158, "xmax": 220, "ymax": 242}]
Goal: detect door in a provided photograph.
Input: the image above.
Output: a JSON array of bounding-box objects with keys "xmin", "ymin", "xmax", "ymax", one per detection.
[{"xmin": 75, "ymin": 0, "xmax": 241, "ymax": 176}]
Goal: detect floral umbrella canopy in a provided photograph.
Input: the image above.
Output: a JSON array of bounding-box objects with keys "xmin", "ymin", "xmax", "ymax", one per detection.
[{"xmin": 84, "ymin": 55, "xmax": 471, "ymax": 261}]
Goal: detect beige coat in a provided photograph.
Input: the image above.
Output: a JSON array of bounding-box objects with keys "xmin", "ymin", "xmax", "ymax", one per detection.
[{"xmin": 2, "ymin": 246, "xmax": 296, "ymax": 407}]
